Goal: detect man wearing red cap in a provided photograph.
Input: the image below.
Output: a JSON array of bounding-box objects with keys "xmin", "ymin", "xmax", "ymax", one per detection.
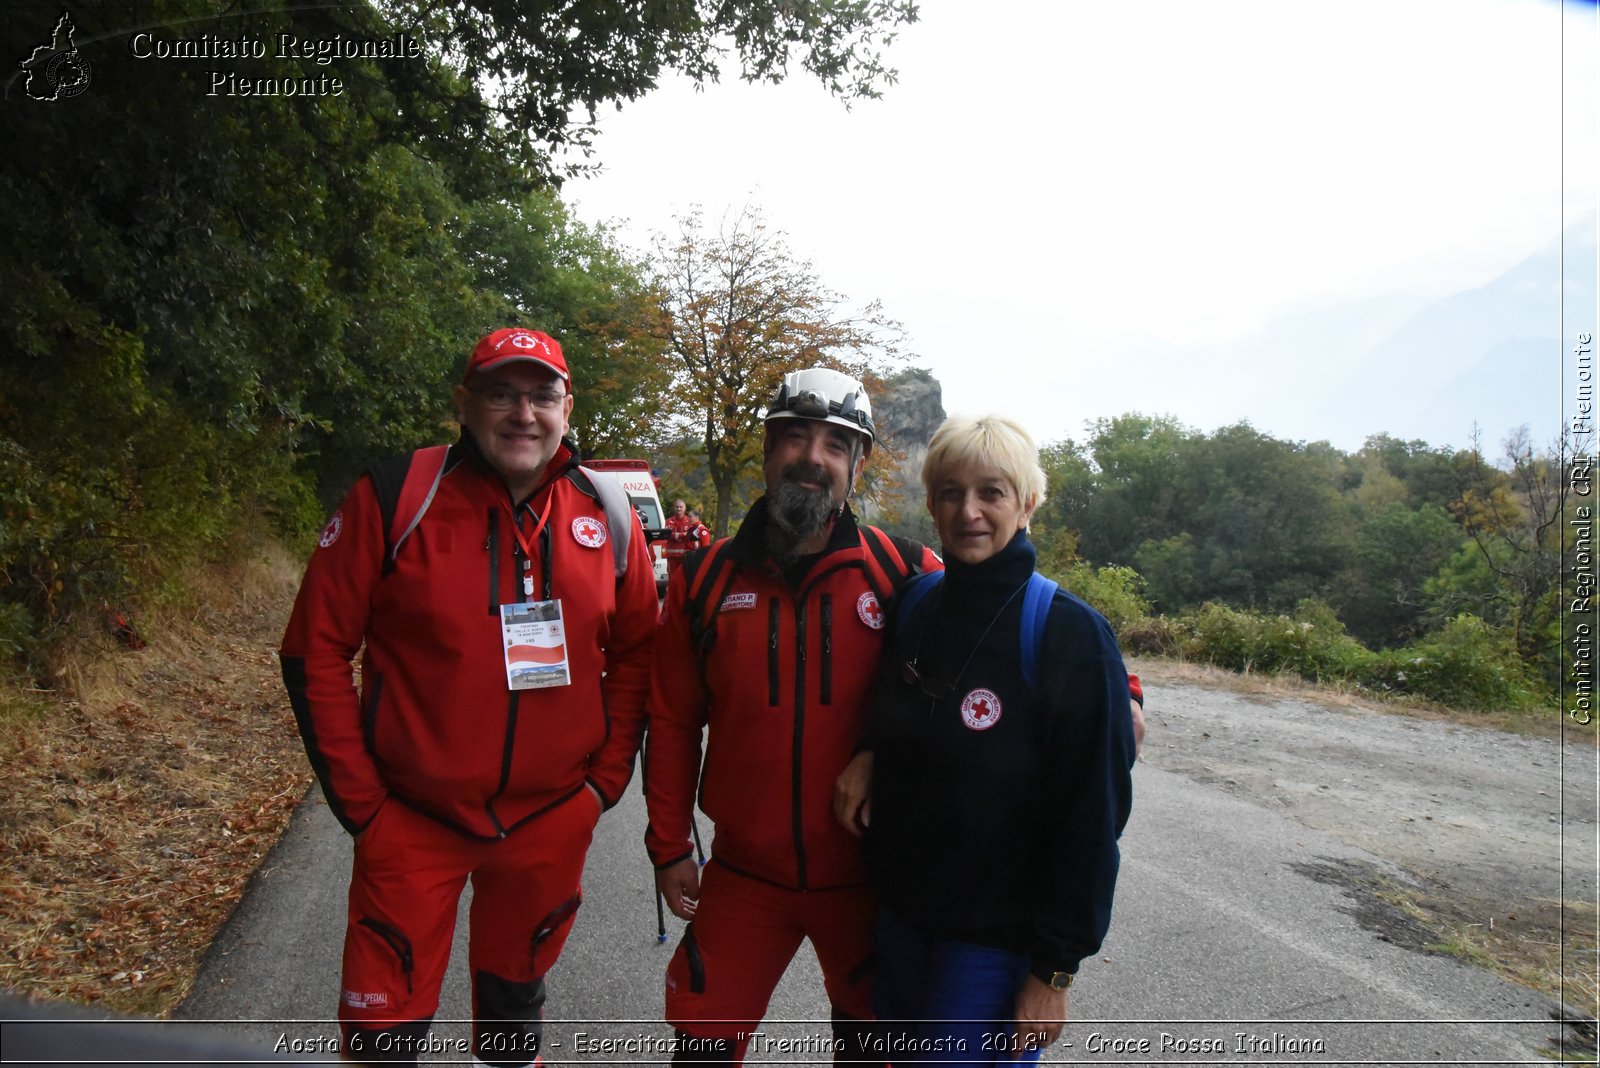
[{"xmin": 281, "ymin": 328, "xmax": 658, "ymax": 1065}]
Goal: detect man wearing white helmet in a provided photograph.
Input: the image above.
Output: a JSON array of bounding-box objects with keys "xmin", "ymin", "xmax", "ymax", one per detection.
[{"xmin": 645, "ymin": 367, "xmax": 941, "ymax": 1063}]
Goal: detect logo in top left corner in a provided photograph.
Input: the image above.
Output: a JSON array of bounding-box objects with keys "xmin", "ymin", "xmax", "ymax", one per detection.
[
  {"xmin": 17, "ymin": 12, "xmax": 92, "ymax": 101},
  {"xmin": 319, "ymin": 511, "xmax": 344, "ymax": 549}
]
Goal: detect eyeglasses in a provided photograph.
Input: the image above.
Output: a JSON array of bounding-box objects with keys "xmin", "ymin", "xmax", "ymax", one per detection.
[
  {"xmin": 473, "ymin": 385, "xmax": 567, "ymax": 411},
  {"xmin": 901, "ymin": 659, "xmax": 954, "ymax": 700}
]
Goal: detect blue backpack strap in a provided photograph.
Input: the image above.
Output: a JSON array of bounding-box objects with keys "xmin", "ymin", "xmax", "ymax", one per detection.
[
  {"xmin": 1019, "ymin": 573, "xmax": 1059, "ymax": 693},
  {"xmin": 893, "ymin": 570, "xmax": 944, "ymax": 628}
]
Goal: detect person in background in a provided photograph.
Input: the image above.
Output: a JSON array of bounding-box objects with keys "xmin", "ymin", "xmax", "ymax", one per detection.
[
  {"xmin": 834, "ymin": 413, "xmax": 1136, "ymax": 1066},
  {"xmin": 645, "ymin": 367, "xmax": 940, "ymax": 1064},
  {"xmin": 686, "ymin": 509, "xmax": 713, "ymax": 550},
  {"xmin": 280, "ymin": 328, "xmax": 658, "ymax": 1066},
  {"xmin": 663, "ymin": 497, "xmax": 696, "ymax": 579}
]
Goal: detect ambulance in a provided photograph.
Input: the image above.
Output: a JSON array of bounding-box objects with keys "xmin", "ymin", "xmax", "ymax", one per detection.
[{"xmin": 584, "ymin": 458, "xmax": 671, "ymax": 595}]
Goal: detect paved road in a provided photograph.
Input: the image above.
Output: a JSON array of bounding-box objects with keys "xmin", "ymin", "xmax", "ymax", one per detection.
[{"xmin": 164, "ymin": 708, "xmax": 1579, "ymax": 1066}]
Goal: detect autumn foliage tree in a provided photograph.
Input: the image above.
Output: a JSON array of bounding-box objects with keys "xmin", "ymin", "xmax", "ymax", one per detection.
[
  {"xmin": 651, "ymin": 206, "xmax": 905, "ymax": 534},
  {"xmin": 1438, "ymin": 427, "xmax": 1571, "ymax": 688},
  {"xmin": 1, "ymin": 1, "xmax": 921, "ymax": 670}
]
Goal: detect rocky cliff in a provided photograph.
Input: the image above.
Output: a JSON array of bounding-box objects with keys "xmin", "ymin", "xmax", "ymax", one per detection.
[{"xmin": 860, "ymin": 367, "xmax": 945, "ymax": 542}]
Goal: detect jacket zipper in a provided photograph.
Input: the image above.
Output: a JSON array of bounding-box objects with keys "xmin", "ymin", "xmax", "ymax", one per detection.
[
  {"xmin": 492, "ymin": 688, "xmax": 519, "ymax": 837},
  {"xmin": 820, "ymin": 594, "xmax": 833, "ymax": 706},
  {"xmin": 486, "ymin": 509, "xmax": 501, "ymax": 613},
  {"xmin": 767, "ymin": 598, "xmax": 780, "ymax": 707},
  {"xmin": 791, "ymin": 598, "xmax": 809, "ymax": 889},
  {"xmin": 487, "ymin": 506, "xmax": 517, "ymax": 837}
]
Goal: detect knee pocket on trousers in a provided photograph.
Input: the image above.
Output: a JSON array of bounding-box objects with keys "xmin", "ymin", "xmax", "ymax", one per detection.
[
  {"xmin": 528, "ymin": 891, "xmax": 582, "ymax": 975},
  {"xmin": 531, "ymin": 892, "xmax": 582, "ymax": 947},
  {"xmin": 355, "ymin": 917, "xmax": 416, "ymax": 996}
]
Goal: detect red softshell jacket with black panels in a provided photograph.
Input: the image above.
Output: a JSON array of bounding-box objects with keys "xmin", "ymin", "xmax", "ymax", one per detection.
[
  {"xmin": 644, "ymin": 500, "xmax": 939, "ymax": 890},
  {"xmin": 281, "ymin": 438, "xmax": 658, "ymax": 839}
]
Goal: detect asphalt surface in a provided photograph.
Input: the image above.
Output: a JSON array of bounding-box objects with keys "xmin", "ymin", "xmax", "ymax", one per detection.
[{"xmin": 154, "ymin": 688, "xmax": 1586, "ymax": 1065}]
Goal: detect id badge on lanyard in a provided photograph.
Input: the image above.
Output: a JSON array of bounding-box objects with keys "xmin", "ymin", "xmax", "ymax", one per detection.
[
  {"xmin": 501, "ymin": 600, "xmax": 571, "ymax": 690},
  {"xmin": 499, "ymin": 494, "xmax": 570, "ymax": 690}
]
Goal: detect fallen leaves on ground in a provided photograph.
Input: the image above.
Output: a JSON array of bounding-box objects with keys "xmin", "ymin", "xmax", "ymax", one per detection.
[{"xmin": 0, "ymin": 551, "xmax": 311, "ymax": 1017}]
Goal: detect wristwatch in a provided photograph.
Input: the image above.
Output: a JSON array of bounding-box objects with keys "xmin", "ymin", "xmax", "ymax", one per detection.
[{"xmin": 1034, "ymin": 968, "xmax": 1074, "ymax": 991}]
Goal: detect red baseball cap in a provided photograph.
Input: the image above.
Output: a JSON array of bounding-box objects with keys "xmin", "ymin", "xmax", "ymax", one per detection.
[{"xmin": 464, "ymin": 328, "xmax": 569, "ymax": 382}]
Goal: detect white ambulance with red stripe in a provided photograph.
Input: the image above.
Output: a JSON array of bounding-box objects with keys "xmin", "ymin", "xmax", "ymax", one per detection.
[{"xmin": 584, "ymin": 458, "xmax": 671, "ymax": 595}]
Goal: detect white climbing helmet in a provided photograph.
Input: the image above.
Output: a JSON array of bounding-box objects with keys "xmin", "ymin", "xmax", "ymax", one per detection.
[{"xmin": 764, "ymin": 368, "xmax": 875, "ymax": 453}]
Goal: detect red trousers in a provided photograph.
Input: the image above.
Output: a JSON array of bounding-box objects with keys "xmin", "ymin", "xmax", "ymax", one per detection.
[
  {"xmin": 337, "ymin": 789, "xmax": 600, "ymax": 1064},
  {"xmin": 665, "ymin": 861, "xmax": 875, "ymax": 1050}
]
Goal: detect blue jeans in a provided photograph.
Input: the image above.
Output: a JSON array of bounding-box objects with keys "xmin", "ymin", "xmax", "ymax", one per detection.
[{"xmin": 871, "ymin": 908, "xmax": 1043, "ymax": 1067}]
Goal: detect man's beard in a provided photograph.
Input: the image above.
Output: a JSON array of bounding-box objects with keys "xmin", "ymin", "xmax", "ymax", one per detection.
[{"xmin": 766, "ymin": 462, "xmax": 839, "ymax": 564}]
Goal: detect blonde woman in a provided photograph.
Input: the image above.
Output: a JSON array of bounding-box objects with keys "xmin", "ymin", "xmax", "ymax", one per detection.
[{"xmin": 835, "ymin": 414, "xmax": 1136, "ymax": 1065}]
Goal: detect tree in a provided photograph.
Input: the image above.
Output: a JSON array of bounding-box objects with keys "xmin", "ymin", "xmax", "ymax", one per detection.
[
  {"xmin": 2, "ymin": 0, "xmax": 921, "ymax": 667},
  {"xmin": 650, "ymin": 206, "xmax": 905, "ymax": 534},
  {"xmin": 1331, "ymin": 502, "xmax": 1464, "ymax": 648},
  {"xmin": 272, "ymin": 0, "xmax": 921, "ymax": 181},
  {"xmin": 1042, "ymin": 417, "xmax": 1347, "ymax": 613},
  {"xmin": 1442, "ymin": 427, "xmax": 1570, "ymax": 687},
  {"xmin": 461, "ymin": 193, "xmax": 672, "ymax": 460}
]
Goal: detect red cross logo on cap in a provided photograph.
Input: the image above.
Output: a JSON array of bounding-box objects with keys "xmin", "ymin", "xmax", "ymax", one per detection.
[{"xmin": 503, "ymin": 331, "xmax": 548, "ymax": 354}]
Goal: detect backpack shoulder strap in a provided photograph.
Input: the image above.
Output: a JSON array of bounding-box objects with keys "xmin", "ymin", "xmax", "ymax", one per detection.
[
  {"xmin": 893, "ymin": 569, "xmax": 944, "ymax": 628},
  {"xmin": 573, "ymin": 465, "xmax": 633, "ymax": 579},
  {"xmin": 858, "ymin": 525, "xmax": 929, "ymax": 602},
  {"xmin": 369, "ymin": 445, "xmax": 451, "ymax": 570},
  {"xmin": 682, "ymin": 540, "xmax": 738, "ymax": 658},
  {"xmin": 1019, "ymin": 573, "xmax": 1059, "ymax": 694}
]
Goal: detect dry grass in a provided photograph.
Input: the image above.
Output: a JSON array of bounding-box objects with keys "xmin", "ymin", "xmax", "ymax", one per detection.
[
  {"xmin": 0, "ymin": 540, "xmax": 312, "ymax": 1016},
  {"xmin": 1417, "ymin": 894, "xmax": 1598, "ymax": 1053}
]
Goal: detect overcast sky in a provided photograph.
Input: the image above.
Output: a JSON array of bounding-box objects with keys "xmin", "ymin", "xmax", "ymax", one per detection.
[{"xmin": 566, "ymin": 0, "xmax": 1598, "ymax": 454}]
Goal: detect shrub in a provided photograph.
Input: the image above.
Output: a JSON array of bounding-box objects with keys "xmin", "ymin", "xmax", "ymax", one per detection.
[
  {"xmin": 1179, "ymin": 602, "xmax": 1261, "ymax": 671},
  {"xmin": 1178, "ymin": 599, "xmax": 1368, "ymax": 682},
  {"xmin": 1061, "ymin": 563, "xmax": 1150, "ymax": 634},
  {"xmin": 1119, "ymin": 615, "xmax": 1182, "ymax": 657},
  {"xmin": 1355, "ymin": 614, "xmax": 1540, "ymax": 711},
  {"xmin": 1260, "ymin": 599, "xmax": 1369, "ymax": 681}
]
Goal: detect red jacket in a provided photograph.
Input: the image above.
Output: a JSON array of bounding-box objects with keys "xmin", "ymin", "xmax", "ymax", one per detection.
[
  {"xmin": 280, "ymin": 437, "xmax": 658, "ymax": 839},
  {"xmin": 662, "ymin": 513, "xmax": 697, "ymax": 559},
  {"xmin": 644, "ymin": 500, "xmax": 939, "ymax": 890}
]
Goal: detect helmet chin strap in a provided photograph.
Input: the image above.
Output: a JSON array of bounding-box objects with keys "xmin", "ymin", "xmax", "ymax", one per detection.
[{"xmin": 842, "ymin": 435, "xmax": 868, "ymax": 511}]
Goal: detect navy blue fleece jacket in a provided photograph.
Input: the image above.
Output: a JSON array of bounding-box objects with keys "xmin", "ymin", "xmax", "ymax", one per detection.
[{"xmin": 861, "ymin": 530, "xmax": 1135, "ymax": 979}]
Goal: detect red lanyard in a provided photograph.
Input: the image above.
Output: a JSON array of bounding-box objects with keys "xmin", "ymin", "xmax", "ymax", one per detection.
[{"xmin": 505, "ymin": 491, "xmax": 555, "ymax": 599}]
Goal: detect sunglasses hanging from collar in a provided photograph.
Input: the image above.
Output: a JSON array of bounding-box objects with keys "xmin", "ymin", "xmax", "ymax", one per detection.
[{"xmin": 901, "ymin": 576, "xmax": 1030, "ymax": 712}]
